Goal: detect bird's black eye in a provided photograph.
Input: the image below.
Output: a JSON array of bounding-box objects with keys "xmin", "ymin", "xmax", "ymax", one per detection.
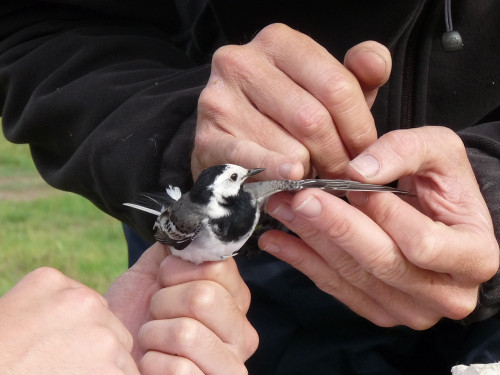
[{"xmin": 230, "ymin": 173, "xmax": 238, "ymax": 181}]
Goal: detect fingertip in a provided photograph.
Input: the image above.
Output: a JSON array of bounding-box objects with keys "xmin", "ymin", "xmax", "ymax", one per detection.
[
  {"xmin": 258, "ymin": 231, "xmax": 282, "ymax": 254},
  {"xmin": 344, "ymin": 41, "xmax": 391, "ymax": 89},
  {"xmin": 278, "ymin": 161, "xmax": 305, "ymax": 180},
  {"xmin": 347, "ymin": 153, "xmax": 381, "ymax": 180},
  {"xmin": 265, "ymin": 192, "xmax": 294, "ymax": 219},
  {"xmin": 293, "ymin": 193, "xmax": 323, "ymax": 218}
]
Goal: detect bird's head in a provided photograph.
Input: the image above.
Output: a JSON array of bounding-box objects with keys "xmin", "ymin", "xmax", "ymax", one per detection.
[
  {"xmin": 192, "ymin": 164, "xmax": 264, "ymax": 205},
  {"xmin": 210, "ymin": 164, "xmax": 264, "ymax": 202}
]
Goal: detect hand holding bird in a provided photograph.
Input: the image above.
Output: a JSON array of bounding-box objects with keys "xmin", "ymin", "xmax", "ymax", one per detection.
[{"xmin": 124, "ymin": 164, "xmax": 413, "ymax": 264}]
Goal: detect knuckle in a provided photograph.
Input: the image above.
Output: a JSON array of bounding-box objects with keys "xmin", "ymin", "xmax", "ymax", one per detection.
[
  {"xmin": 233, "ymin": 365, "xmax": 250, "ymax": 375},
  {"xmin": 167, "ymin": 359, "xmax": 199, "ymax": 375},
  {"xmin": 93, "ymin": 326, "xmax": 122, "ymax": 354},
  {"xmin": 137, "ymin": 321, "xmax": 154, "ymax": 348},
  {"xmin": 482, "ymin": 251, "xmax": 500, "ymax": 281},
  {"xmin": 211, "ymin": 44, "xmax": 240, "ymax": 70},
  {"xmin": 172, "ymin": 318, "xmax": 205, "ymax": 349},
  {"xmin": 326, "ymin": 216, "xmax": 355, "ymax": 245},
  {"xmin": 439, "ymin": 290, "xmax": 478, "ymax": 320},
  {"xmin": 197, "ymin": 86, "xmax": 232, "ymax": 125},
  {"xmin": 254, "ymin": 23, "xmax": 291, "ymax": 45},
  {"xmin": 54, "ymin": 285, "xmax": 104, "ymax": 315},
  {"xmin": 239, "ymin": 283, "xmax": 252, "ymax": 313},
  {"xmin": 28, "ymin": 267, "xmax": 66, "ymax": 286},
  {"xmin": 201, "ymin": 258, "xmax": 234, "ymax": 281},
  {"xmin": 226, "ymin": 138, "xmax": 248, "ymax": 164},
  {"xmin": 246, "ymin": 326, "xmax": 260, "ymax": 358},
  {"xmin": 397, "ymin": 302, "xmax": 441, "ymax": 330},
  {"xmin": 193, "ymin": 123, "xmax": 216, "ymax": 155},
  {"xmin": 370, "ymin": 313, "xmax": 401, "ymax": 329},
  {"xmin": 334, "ymin": 256, "xmax": 366, "ymax": 285},
  {"xmin": 259, "ymin": 151, "xmax": 290, "ymax": 172},
  {"xmin": 211, "ymin": 44, "xmax": 254, "ymax": 83},
  {"xmin": 406, "ymin": 315, "xmax": 440, "ymax": 331},
  {"xmin": 432, "ymin": 126, "xmax": 465, "ymax": 153},
  {"xmin": 472, "ymin": 234, "xmax": 499, "ymax": 281},
  {"xmin": 321, "ymin": 71, "xmax": 358, "ymax": 110},
  {"xmin": 291, "ymin": 144, "xmax": 311, "ymax": 166},
  {"xmin": 311, "ymin": 268, "xmax": 343, "ymax": 296},
  {"xmin": 345, "ymin": 118, "xmax": 377, "ymax": 152},
  {"xmin": 236, "ymin": 323, "xmax": 260, "ymax": 360},
  {"xmin": 407, "ymin": 229, "xmax": 441, "ymax": 269},
  {"xmin": 287, "ymin": 242, "xmax": 317, "ymax": 271},
  {"xmin": 138, "ymin": 352, "xmax": 156, "ymax": 375},
  {"xmin": 140, "ymin": 352, "xmax": 196, "ymax": 375},
  {"xmin": 70, "ymin": 287, "xmax": 104, "ymax": 311},
  {"xmin": 368, "ymin": 248, "xmax": 408, "ymax": 283},
  {"xmin": 294, "ymin": 102, "xmax": 331, "ymax": 134},
  {"xmin": 123, "ymin": 329, "xmax": 134, "ymax": 353},
  {"xmin": 186, "ymin": 281, "xmax": 219, "ymax": 318},
  {"xmin": 379, "ymin": 129, "xmax": 420, "ymax": 161},
  {"xmin": 226, "ymin": 138, "xmax": 291, "ymax": 171}
]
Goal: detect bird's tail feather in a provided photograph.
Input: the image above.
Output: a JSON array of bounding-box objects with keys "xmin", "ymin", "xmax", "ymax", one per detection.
[
  {"xmin": 296, "ymin": 179, "xmax": 416, "ymax": 196},
  {"xmin": 123, "ymin": 203, "xmax": 161, "ymax": 216},
  {"xmin": 123, "ymin": 191, "xmax": 178, "ymax": 216}
]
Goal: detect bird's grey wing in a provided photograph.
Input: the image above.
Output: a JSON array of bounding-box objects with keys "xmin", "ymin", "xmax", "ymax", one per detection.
[
  {"xmin": 296, "ymin": 179, "xmax": 415, "ymax": 196},
  {"xmin": 243, "ymin": 179, "xmax": 414, "ymax": 204},
  {"xmin": 243, "ymin": 180, "xmax": 295, "ymax": 205},
  {"xmin": 153, "ymin": 199, "xmax": 202, "ymax": 250}
]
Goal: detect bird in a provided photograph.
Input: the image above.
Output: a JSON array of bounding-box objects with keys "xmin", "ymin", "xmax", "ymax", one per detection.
[{"xmin": 124, "ymin": 164, "xmax": 414, "ymax": 264}]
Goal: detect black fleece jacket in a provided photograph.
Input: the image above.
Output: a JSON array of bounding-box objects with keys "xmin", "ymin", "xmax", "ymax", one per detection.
[{"xmin": 1, "ymin": 0, "xmax": 500, "ymax": 371}]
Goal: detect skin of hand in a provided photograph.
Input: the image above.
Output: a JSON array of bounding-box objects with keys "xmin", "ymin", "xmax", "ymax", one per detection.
[
  {"xmin": 259, "ymin": 126, "xmax": 500, "ymax": 330},
  {"xmin": 192, "ymin": 23, "xmax": 391, "ymax": 181},
  {"xmin": 105, "ymin": 243, "xmax": 258, "ymax": 375},
  {"xmin": 0, "ymin": 267, "xmax": 138, "ymax": 375}
]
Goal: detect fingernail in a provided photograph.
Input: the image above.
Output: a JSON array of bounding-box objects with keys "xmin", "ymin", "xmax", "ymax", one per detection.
[
  {"xmin": 349, "ymin": 154, "xmax": 380, "ymax": 178},
  {"xmin": 279, "ymin": 163, "xmax": 298, "ymax": 179},
  {"xmin": 367, "ymin": 49, "xmax": 389, "ymax": 74},
  {"xmin": 270, "ymin": 202, "xmax": 296, "ymax": 222},
  {"xmin": 295, "ymin": 195, "xmax": 322, "ymax": 218}
]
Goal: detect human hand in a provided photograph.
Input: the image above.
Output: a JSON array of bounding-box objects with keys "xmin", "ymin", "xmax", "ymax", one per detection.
[
  {"xmin": 105, "ymin": 242, "xmax": 258, "ymax": 374},
  {"xmin": 0, "ymin": 268, "xmax": 138, "ymax": 374},
  {"xmin": 105, "ymin": 242, "xmax": 168, "ymax": 362},
  {"xmin": 259, "ymin": 126, "xmax": 499, "ymax": 329},
  {"xmin": 192, "ymin": 23, "xmax": 391, "ymax": 180},
  {"xmin": 137, "ymin": 255, "xmax": 258, "ymax": 375}
]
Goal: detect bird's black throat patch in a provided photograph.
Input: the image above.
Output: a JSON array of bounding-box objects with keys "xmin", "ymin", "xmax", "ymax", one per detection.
[{"xmin": 209, "ymin": 190, "xmax": 257, "ymax": 243}]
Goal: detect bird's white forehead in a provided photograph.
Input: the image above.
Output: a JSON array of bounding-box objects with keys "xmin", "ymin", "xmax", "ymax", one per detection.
[
  {"xmin": 210, "ymin": 165, "xmax": 249, "ymax": 197},
  {"xmin": 215, "ymin": 165, "xmax": 249, "ymax": 182}
]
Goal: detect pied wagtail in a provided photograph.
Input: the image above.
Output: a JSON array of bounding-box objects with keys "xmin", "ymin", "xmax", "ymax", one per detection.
[{"xmin": 124, "ymin": 164, "xmax": 414, "ymax": 264}]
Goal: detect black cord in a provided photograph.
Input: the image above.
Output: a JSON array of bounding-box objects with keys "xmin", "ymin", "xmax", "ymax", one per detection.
[{"xmin": 444, "ymin": 0, "xmax": 453, "ymax": 32}]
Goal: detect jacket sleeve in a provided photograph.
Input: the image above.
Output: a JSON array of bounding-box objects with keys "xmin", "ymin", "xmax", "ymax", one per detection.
[
  {"xmin": 0, "ymin": 2, "xmax": 216, "ymax": 242},
  {"xmin": 458, "ymin": 122, "xmax": 500, "ymax": 323}
]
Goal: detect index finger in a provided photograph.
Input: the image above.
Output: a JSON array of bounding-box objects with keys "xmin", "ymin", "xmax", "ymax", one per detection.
[
  {"xmin": 253, "ymin": 24, "xmax": 377, "ymax": 161},
  {"xmin": 157, "ymin": 255, "xmax": 251, "ymax": 313}
]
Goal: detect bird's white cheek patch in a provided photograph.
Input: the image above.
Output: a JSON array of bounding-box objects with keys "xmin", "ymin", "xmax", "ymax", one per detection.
[{"xmin": 207, "ymin": 196, "xmax": 230, "ymax": 218}]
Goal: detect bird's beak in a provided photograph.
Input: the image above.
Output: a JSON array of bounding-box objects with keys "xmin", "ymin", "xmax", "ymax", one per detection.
[{"xmin": 246, "ymin": 168, "xmax": 265, "ymax": 178}]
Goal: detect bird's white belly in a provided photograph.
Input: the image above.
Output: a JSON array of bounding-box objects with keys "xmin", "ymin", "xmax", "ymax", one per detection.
[{"xmin": 169, "ymin": 221, "xmax": 253, "ymax": 264}]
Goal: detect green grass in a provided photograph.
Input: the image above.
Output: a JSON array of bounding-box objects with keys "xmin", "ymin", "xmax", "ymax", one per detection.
[
  {"xmin": 0, "ymin": 139, "xmax": 39, "ymax": 175},
  {"xmin": 0, "ymin": 130, "xmax": 128, "ymax": 295}
]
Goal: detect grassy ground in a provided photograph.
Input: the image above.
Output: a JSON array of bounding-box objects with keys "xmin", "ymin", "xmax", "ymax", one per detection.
[{"xmin": 0, "ymin": 131, "xmax": 128, "ymax": 295}]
